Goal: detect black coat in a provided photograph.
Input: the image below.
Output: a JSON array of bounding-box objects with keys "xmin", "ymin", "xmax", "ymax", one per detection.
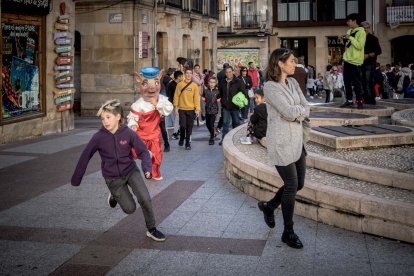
[
  {"xmin": 218, "ymin": 76, "xmax": 245, "ymax": 111},
  {"xmin": 363, "ymin": 33, "xmax": 382, "ymax": 65},
  {"xmin": 250, "ymin": 103, "xmax": 267, "ymax": 139}
]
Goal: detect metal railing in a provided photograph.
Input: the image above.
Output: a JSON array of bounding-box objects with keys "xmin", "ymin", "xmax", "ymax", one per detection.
[
  {"xmin": 163, "ymin": 0, "xmax": 182, "ymax": 8},
  {"xmin": 210, "ymin": 0, "xmax": 219, "ymax": 19},
  {"xmin": 233, "ymin": 14, "xmax": 262, "ymax": 29},
  {"xmin": 191, "ymin": 0, "xmax": 203, "ymax": 14},
  {"xmin": 158, "ymin": 0, "xmax": 218, "ymax": 19},
  {"xmin": 387, "ymin": 5, "xmax": 414, "ymax": 23}
]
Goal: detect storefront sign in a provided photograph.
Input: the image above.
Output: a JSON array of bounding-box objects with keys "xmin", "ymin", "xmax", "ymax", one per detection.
[
  {"xmin": 1, "ymin": 0, "xmax": 51, "ymax": 16},
  {"xmin": 328, "ymin": 36, "xmax": 343, "ymax": 47},
  {"xmin": 220, "ymin": 39, "xmax": 248, "ymax": 48}
]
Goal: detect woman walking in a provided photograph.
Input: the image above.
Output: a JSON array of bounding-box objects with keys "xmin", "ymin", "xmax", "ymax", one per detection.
[{"xmin": 258, "ymin": 48, "xmax": 310, "ymax": 249}]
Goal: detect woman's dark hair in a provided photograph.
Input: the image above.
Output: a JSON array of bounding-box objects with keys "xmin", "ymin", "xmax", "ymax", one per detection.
[
  {"xmin": 265, "ymin": 48, "xmax": 294, "ymax": 82},
  {"xmin": 240, "ymin": 66, "xmax": 248, "ymax": 73},
  {"xmin": 326, "ymin": 65, "xmax": 333, "ymax": 71}
]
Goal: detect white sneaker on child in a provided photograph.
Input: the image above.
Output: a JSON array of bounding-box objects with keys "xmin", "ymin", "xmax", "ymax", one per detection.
[{"xmin": 240, "ymin": 136, "xmax": 252, "ymax": 145}]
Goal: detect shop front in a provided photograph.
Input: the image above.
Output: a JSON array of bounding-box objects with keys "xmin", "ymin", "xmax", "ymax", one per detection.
[{"xmin": 1, "ymin": 0, "xmax": 75, "ymax": 143}]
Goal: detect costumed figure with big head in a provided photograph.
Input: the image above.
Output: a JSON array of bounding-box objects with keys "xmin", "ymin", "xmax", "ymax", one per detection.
[{"xmin": 127, "ymin": 67, "xmax": 173, "ymax": 180}]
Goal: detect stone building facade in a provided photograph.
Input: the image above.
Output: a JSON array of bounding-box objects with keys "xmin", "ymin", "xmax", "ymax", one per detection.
[
  {"xmin": 75, "ymin": 0, "xmax": 219, "ymax": 116},
  {"xmin": 0, "ymin": 0, "xmax": 76, "ymax": 143},
  {"xmin": 217, "ymin": 0, "xmax": 273, "ymax": 71}
]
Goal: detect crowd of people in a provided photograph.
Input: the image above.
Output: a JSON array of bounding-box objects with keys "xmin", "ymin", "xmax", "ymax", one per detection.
[
  {"xmin": 158, "ymin": 58, "xmax": 267, "ymax": 148},
  {"xmin": 294, "ymin": 14, "xmax": 414, "ymax": 108},
  {"xmin": 70, "ymin": 14, "xmax": 413, "ymax": 249}
]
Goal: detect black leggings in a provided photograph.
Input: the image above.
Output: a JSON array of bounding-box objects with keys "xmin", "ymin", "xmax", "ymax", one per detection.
[
  {"xmin": 159, "ymin": 118, "xmax": 169, "ymax": 145},
  {"xmin": 267, "ymin": 148, "xmax": 306, "ymax": 228},
  {"xmin": 205, "ymin": 114, "xmax": 217, "ymax": 138}
]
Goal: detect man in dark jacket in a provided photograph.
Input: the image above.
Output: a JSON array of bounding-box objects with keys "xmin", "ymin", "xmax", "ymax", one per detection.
[
  {"xmin": 218, "ymin": 66, "xmax": 245, "ymax": 145},
  {"xmin": 361, "ymin": 21, "xmax": 382, "ymax": 104},
  {"xmin": 291, "ymin": 57, "xmax": 308, "ymax": 97},
  {"xmin": 217, "ymin": 63, "xmax": 230, "ymax": 86}
]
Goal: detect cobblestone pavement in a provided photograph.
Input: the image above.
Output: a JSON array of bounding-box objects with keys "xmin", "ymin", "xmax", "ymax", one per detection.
[{"xmin": 0, "ymin": 117, "xmax": 413, "ymax": 276}]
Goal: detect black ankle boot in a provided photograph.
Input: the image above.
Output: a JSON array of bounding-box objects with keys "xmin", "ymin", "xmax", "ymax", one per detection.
[
  {"xmin": 281, "ymin": 229, "xmax": 303, "ymax": 249},
  {"xmin": 258, "ymin": 201, "xmax": 275, "ymax": 228}
]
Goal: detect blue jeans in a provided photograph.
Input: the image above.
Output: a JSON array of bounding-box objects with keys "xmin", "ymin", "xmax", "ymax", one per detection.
[{"xmin": 222, "ymin": 108, "xmax": 241, "ymax": 139}]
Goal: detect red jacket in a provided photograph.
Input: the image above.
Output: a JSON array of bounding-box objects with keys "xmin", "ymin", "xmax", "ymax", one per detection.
[{"xmin": 248, "ymin": 68, "xmax": 259, "ymax": 87}]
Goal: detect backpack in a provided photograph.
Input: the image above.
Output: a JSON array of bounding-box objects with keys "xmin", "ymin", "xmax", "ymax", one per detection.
[{"xmin": 397, "ymin": 74, "xmax": 410, "ymax": 93}]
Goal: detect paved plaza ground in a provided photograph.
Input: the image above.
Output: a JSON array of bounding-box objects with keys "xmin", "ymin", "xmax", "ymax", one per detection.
[{"xmin": 0, "ymin": 117, "xmax": 413, "ymax": 276}]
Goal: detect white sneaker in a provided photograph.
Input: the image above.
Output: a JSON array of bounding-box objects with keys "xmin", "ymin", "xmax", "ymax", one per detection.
[
  {"xmin": 240, "ymin": 136, "xmax": 252, "ymax": 145},
  {"xmin": 309, "ymin": 96, "xmax": 314, "ymax": 99},
  {"xmin": 375, "ymin": 97, "xmax": 381, "ymax": 100},
  {"xmin": 152, "ymin": 176, "xmax": 163, "ymax": 181}
]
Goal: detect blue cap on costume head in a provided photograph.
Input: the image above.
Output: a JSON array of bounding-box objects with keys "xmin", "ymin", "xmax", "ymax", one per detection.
[{"xmin": 140, "ymin": 66, "xmax": 160, "ymax": 79}]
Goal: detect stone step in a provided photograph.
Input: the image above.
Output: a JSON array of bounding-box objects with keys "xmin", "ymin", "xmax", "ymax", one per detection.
[
  {"xmin": 223, "ymin": 125, "xmax": 414, "ymax": 243},
  {"xmin": 310, "ymin": 103, "xmax": 395, "ymax": 118},
  {"xmin": 306, "ymin": 143, "xmax": 414, "ymax": 191},
  {"xmin": 392, "ymin": 108, "xmax": 414, "ymax": 128},
  {"xmin": 310, "ymin": 111, "xmax": 378, "ymax": 127},
  {"xmin": 377, "ymin": 98, "xmax": 414, "ymax": 111},
  {"xmin": 310, "ymin": 125, "xmax": 414, "ymax": 149}
]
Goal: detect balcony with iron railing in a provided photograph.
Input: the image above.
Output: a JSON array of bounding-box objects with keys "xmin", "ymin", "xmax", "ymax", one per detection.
[
  {"xmin": 191, "ymin": 0, "xmax": 203, "ymax": 14},
  {"xmin": 274, "ymin": 0, "xmax": 365, "ymax": 27},
  {"xmin": 158, "ymin": 0, "xmax": 219, "ymax": 19},
  {"xmin": 162, "ymin": 0, "xmax": 181, "ymax": 8},
  {"xmin": 386, "ymin": 4, "xmax": 414, "ymax": 24},
  {"xmin": 233, "ymin": 14, "xmax": 262, "ymax": 29}
]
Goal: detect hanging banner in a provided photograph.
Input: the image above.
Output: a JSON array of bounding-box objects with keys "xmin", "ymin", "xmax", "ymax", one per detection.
[{"xmin": 1, "ymin": 0, "xmax": 51, "ymax": 16}]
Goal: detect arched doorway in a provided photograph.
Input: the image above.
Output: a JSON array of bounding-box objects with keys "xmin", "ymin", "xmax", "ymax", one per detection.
[{"xmin": 391, "ymin": 35, "xmax": 414, "ymax": 65}]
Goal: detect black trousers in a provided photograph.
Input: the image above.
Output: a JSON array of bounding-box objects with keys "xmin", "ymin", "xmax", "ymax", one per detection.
[
  {"xmin": 267, "ymin": 148, "xmax": 306, "ymax": 228},
  {"xmin": 205, "ymin": 113, "xmax": 217, "ymax": 139},
  {"xmin": 362, "ymin": 63, "xmax": 376, "ymax": 104},
  {"xmin": 325, "ymin": 89, "xmax": 331, "ymax": 103},
  {"xmin": 343, "ymin": 61, "xmax": 364, "ymax": 102},
  {"xmin": 159, "ymin": 118, "xmax": 169, "ymax": 146},
  {"xmin": 178, "ymin": 109, "xmax": 195, "ymax": 143}
]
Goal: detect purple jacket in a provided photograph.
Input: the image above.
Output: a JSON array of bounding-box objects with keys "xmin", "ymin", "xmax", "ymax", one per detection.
[{"xmin": 71, "ymin": 125, "xmax": 152, "ymax": 186}]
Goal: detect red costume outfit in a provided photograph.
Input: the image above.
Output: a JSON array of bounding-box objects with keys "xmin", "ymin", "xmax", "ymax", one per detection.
[{"xmin": 127, "ymin": 96, "xmax": 172, "ymax": 179}]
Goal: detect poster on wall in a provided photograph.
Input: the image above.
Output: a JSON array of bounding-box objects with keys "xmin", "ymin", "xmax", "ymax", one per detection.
[
  {"xmin": 217, "ymin": 48, "xmax": 260, "ymax": 71},
  {"xmin": 2, "ymin": 22, "xmax": 41, "ymax": 119}
]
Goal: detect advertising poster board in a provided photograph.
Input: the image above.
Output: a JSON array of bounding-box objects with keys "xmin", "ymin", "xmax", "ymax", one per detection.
[{"xmin": 217, "ymin": 48, "xmax": 259, "ymax": 71}]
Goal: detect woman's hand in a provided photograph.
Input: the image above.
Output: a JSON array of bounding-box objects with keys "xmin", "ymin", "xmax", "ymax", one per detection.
[
  {"xmin": 144, "ymin": 172, "xmax": 151, "ymax": 179},
  {"xmin": 280, "ymin": 114, "xmax": 296, "ymax": 122},
  {"xmin": 131, "ymin": 125, "xmax": 138, "ymax": 131}
]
